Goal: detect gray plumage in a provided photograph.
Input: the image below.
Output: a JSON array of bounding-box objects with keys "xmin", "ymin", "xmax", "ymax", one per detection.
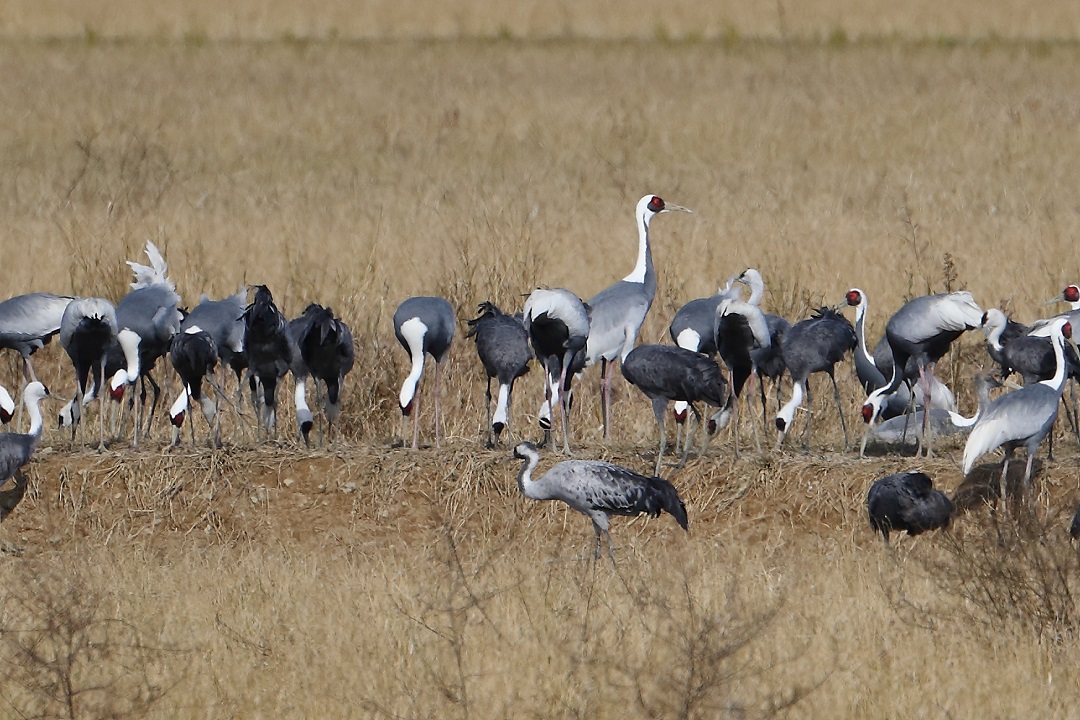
[
  {"xmin": 289, "ymin": 303, "xmax": 355, "ymax": 447},
  {"xmin": 242, "ymin": 285, "xmax": 293, "ymax": 436},
  {"xmin": 183, "ymin": 289, "xmax": 248, "ymax": 385},
  {"xmin": 962, "ymin": 317, "xmax": 1073, "ymax": 506},
  {"xmin": 867, "ymin": 372, "xmax": 999, "ymax": 449},
  {"xmin": 58, "ymin": 297, "xmax": 118, "ymax": 439},
  {"xmin": 862, "ymin": 292, "xmax": 983, "ymax": 457},
  {"xmin": 513, "ymin": 441, "xmax": 688, "ymax": 561},
  {"xmin": 585, "ymin": 195, "xmax": 691, "ymax": 440},
  {"xmin": 168, "ymin": 326, "xmax": 220, "ymax": 446},
  {"xmin": 0, "ymin": 292, "xmax": 74, "ymax": 383},
  {"xmin": 394, "ymin": 296, "xmax": 456, "ymax": 450},
  {"xmin": 867, "ymin": 471, "xmax": 954, "ymax": 543},
  {"xmin": 775, "ymin": 307, "xmax": 857, "ymax": 450},
  {"xmin": 522, "ymin": 288, "xmax": 589, "ymax": 454},
  {"xmin": 0, "ymin": 382, "xmax": 49, "ymax": 522},
  {"xmin": 621, "ymin": 343, "xmax": 729, "ymax": 474},
  {"xmin": 466, "ymin": 301, "xmax": 532, "ymax": 447}
]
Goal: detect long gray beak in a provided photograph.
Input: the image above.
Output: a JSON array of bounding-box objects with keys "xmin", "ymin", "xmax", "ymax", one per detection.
[
  {"xmin": 1043, "ymin": 294, "xmax": 1064, "ymax": 307},
  {"xmin": 665, "ymin": 203, "xmax": 693, "ymax": 214}
]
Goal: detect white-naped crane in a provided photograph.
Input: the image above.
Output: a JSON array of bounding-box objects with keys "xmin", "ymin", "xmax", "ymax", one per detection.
[
  {"xmin": 866, "ymin": 371, "xmax": 1000, "ymax": 450},
  {"xmin": 867, "ymin": 471, "xmax": 953, "ymax": 543},
  {"xmin": 289, "ymin": 303, "xmax": 355, "ymax": 447},
  {"xmin": 714, "ymin": 294, "xmax": 772, "ymax": 455},
  {"xmin": 168, "ymin": 325, "xmax": 220, "ymax": 447},
  {"xmin": 621, "ymin": 343, "xmax": 729, "ymax": 474},
  {"xmin": 962, "ymin": 316, "xmax": 1076, "ymax": 511},
  {"xmin": 0, "ymin": 381, "xmax": 50, "ymax": 523},
  {"xmin": 183, "ymin": 289, "xmax": 248, "ymax": 396},
  {"xmin": 844, "ymin": 287, "xmax": 957, "ymax": 421},
  {"xmin": 0, "ymin": 292, "xmax": 74, "ymax": 385},
  {"xmin": 0, "ymin": 385, "xmax": 13, "ymax": 425},
  {"xmin": 775, "ymin": 306, "xmax": 857, "ymax": 450},
  {"xmin": 242, "ymin": 285, "xmax": 293, "ymax": 438},
  {"xmin": 1044, "ymin": 283, "xmax": 1080, "ymax": 311},
  {"xmin": 522, "ymin": 288, "xmax": 589, "ymax": 454},
  {"xmin": 512, "ymin": 441, "xmax": 687, "ymax": 563},
  {"xmin": 58, "ymin": 297, "xmax": 118, "ymax": 448},
  {"xmin": 861, "ymin": 291, "xmax": 983, "ymax": 458},
  {"xmin": 394, "ymin": 296, "xmax": 455, "ymax": 450},
  {"xmin": 584, "ymin": 194, "xmax": 691, "ymax": 441},
  {"xmin": 466, "ymin": 301, "xmax": 532, "ymax": 448}
]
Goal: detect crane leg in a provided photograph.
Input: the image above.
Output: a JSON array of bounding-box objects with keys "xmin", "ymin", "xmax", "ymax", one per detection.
[
  {"xmin": 651, "ymin": 397, "xmax": 667, "ymax": 476},
  {"xmin": 411, "ymin": 383, "xmax": 421, "ymax": 450},
  {"xmin": 916, "ymin": 363, "xmax": 934, "ymax": 459},
  {"xmin": 829, "ymin": 371, "xmax": 849, "ymax": 451},
  {"xmin": 678, "ymin": 403, "xmax": 703, "ymax": 470},
  {"xmin": 557, "ymin": 363, "xmax": 572, "ymax": 455},
  {"xmin": 802, "ymin": 384, "xmax": 813, "ymax": 451},
  {"xmin": 603, "ymin": 529, "xmax": 617, "ymax": 566},
  {"xmin": 484, "ymin": 376, "xmax": 494, "ymax": 449},
  {"xmin": 999, "ymin": 453, "xmax": 1013, "ymax": 516},
  {"xmin": 434, "ymin": 360, "xmax": 443, "ymax": 450}
]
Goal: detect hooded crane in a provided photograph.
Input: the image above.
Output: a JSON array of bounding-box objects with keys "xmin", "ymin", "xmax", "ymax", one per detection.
[
  {"xmin": 58, "ymin": 297, "xmax": 118, "ymax": 448},
  {"xmin": 0, "ymin": 292, "xmax": 74, "ymax": 384},
  {"xmin": 867, "ymin": 471, "xmax": 954, "ymax": 543},
  {"xmin": 861, "ymin": 291, "xmax": 983, "ymax": 458},
  {"xmin": 242, "ymin": 285, "xmax": 293, "ymax": 438},
  {"xmin": 512, "ymin": 441, "xmax": 687, "ymax": 562},
  {"xmin": 775, "ymin": 307, "xmax": 857, "ymax": 450},
  {"xmin": 962, "ymin": 316, "xmax": 1076, "ymax": 511},
  {"xmin": 466, "ymin": 302, "xmax": 532, "ymax": 448},
  {"xmin": 290, "ymin": 303, "xmax": 355, "ymax": 447},
  {"xmin": 394, "ymin": 296, "xmax": 455, "ymax": 450},
  {"xmin": 844, "ymin": 287, "xmax": 957, "ymax": 421},
  {"xmin": 0, "ymin": 382, "xmax": 50, "ymax": 522},
  {"xmin": 584, "ymin": 194, "xmax": 691, "ymax": 441},
  {"xmin": 168, "ymin": 325, "xmax": 220, "ymax": 447},
  {"xmin": 522, "ymin": 288, "xmax": 589, "ymax": 454},
  {"xmin": 621, "ymin": 343, "xmax": 729, "ymax": 474}
]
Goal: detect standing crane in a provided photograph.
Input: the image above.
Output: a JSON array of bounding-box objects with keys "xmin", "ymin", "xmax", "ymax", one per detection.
[
  {"xmin": 242, "ymin": 285, "xmax": 293, "ymax": 438},
  {"xmin": 861, "ymin": 291, "xmax": 983, "ymax": 458},
  {"xmin": 775, "ymin": 307, "xmax": 856, "ymax": 450},
  {"xmin": 58, "ymin": 297, "xmax": 118, "ymax": 448},
  {"xmin": 584, "ymin": 195, "xmax": 691, "ymax": 440},
  {"xmin": 962, "ymin": 317, "xmax": 1075, "ymax": 511},
  {"xmin": 183, "ymin": 289, "xmax": 248, "ymax": 397},
  {"xmin": 466, "ymin": 302, "xmax": 532, "ymax": 448},
  {"xmin": 0, "ymin": 382, "xmax": 50, "ymax": 522},
  {"xmin": 0, "ymin": 292, "xmax": 73, "ymax": 384},
  {"xmin": 714, "ymin": 295, "xmax": 771, "ymax": 455},
  {"xmin": 621, "ymin": 343, "xmax": 729, "ymax": 474},
  {"xmin": 522, "ymin": 288, "xmax": 589, "ymax": 454},
  {"xmin": 512, "ymin": 441, "xmax": 687, "ymax": 563},
  {"xmin": 290, "ymin": 303, "xmax": 355, "ymax": 447},
  {"xmin": 168, "ymin": 326, "xmax": 220, "ymax": 447},
  {"xmin": 867, "ymin": 471, "xmax": 954, "ymax": 543},
  {"xmin": 394, "ymin": 296, "xmax": 455, "ymax": 450}
]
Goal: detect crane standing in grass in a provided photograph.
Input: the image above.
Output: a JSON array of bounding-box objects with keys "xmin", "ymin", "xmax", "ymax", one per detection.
[
  {"xmin": 512, "ymin": 441, "xmax": 687, "ymax": 563},
  {"xmin": 394, "ymin": 296, "xmax": 456, "ymax": 450},
  {"xmin": 584, "ymin": 194, "xmax": 691, "ymax": 441},
  {"xmin": 0, "ymin": 382, "xmax": 50, "ymax": 523},
  {"xmin": 466, "ymin": 302, "xmax": 532, "ymax": 448}
]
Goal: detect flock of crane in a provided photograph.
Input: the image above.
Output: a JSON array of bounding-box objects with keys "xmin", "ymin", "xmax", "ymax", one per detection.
[{"xmin": 0, "ymin": 192, "xmax": 1078, "ymax": 556}]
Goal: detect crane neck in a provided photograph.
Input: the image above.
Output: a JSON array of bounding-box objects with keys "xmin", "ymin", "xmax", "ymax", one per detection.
[
  {"xmin": 25, "ymin": 393, "xmax": 44, "ymax": 439},
  {"xmin": 853, "ymin": 302, "xmax": 875, "ymax": 368},
  {"xmin": 516, "ymin": 450, "xmax": 540, "ymax": 497},
  {"xmin": 745, "ymin": 276, "xmax": 764, "ymax": 306},
  {"xmin": 777, "ymin": 380, "xmax": 804, "ymax": 430},
  {"xmin": 622, "ymin": 209, "xmax": 655, "ymax": 299},
  {"xmin": 397, "ymin": 318, "xmax": 428, "ymax": 410},
  {"xmin": 1041, "ymin": 330, "xmax": 1068, "ymax": 393}
]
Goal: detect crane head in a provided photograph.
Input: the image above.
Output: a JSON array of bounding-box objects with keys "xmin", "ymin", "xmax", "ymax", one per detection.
[
  {"xmin": 845, "ymin": 289, "xmax": 863, "ymax": 307},
  {"xmin": 1066, "ymin": 286, "xmax": 1080, "ymax": 303}
]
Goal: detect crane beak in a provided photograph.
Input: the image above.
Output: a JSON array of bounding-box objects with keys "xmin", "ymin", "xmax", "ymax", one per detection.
[
  {"xmin": 1042, "ymin": 294, "xmax": 1064, "ymax": 306},
  {"xmin": 664, "ymin": 203, "xmax": 692, "ymax": 214}
]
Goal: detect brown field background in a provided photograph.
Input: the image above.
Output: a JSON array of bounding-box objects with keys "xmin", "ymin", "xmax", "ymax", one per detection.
[{"xmin": 1, "ymin": 2, "xmax": 1080, "ymax": 717}]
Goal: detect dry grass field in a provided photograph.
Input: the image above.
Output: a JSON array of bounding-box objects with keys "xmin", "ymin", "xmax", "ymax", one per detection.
[{"xmin": 2, "ymin": 2, "xmax": 1080, "ymax": 717}]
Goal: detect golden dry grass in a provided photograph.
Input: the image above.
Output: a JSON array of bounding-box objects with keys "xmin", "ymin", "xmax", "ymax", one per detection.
[{"xmin": 1, "ymin": 6, "xmax": 1080, "ymax": 716}]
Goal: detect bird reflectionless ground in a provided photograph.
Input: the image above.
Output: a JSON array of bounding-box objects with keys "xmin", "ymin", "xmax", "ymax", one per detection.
[{"xmin": 2, "ymin": 2, "xmax": 1080, "ymax": 717}]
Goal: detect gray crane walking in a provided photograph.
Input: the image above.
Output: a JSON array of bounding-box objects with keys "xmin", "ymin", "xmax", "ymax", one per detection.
[
  {"xmin": 58, "ymin": 297, "xmax": 118, "ymax": 448},
  {"xmin": 0, "ymin": 292, "xmax": 74, "ymax": 384},
  {"xmin": 466, "ymin": 302, "xmax": 532, "ymax": 448},
  {"xmin": 775, "ymin": 307, "xmax": 857, "ymax": 450},
  {"xmin": 394, "ymin": 296, "xmax": 455, "ymax": 450},
  {"xmin": 861, "ymin": 291, "xmax": 983, "ymax": 458},
  {"xmin": 962, "ymin": 317, "xmax": 1076, "ymax": 510},
  {"xmin": 867, "ymin": 471, "xmax": 953, "ymax": 543},
  {"xmin": 0, "ymin": 381, "xmax": 50, "ymax": 522},
  {"xmin": 512, "ymin": 441, "xmax": 687, "ymax": 562},
  {"xmin": 242, "ymin": 285, "xmax": 293, "ymax": 438},
  {"xmin": 585, "ymin": 195, "xmax": 691, "ymax": 440},
  {"xmin": 621, "ymin": 343, "xmax": 729, "ymax": 474},
  {"xmin": 522, "ymin": 288, "xmax": 589, "ymax": 454},
  {"xmin": 289, "ymin": 304, "xmax": 355, "ymax": 447},
  {"xmin": 168, "ymin": 326, "xmax": 220, "ymax": 447}
]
